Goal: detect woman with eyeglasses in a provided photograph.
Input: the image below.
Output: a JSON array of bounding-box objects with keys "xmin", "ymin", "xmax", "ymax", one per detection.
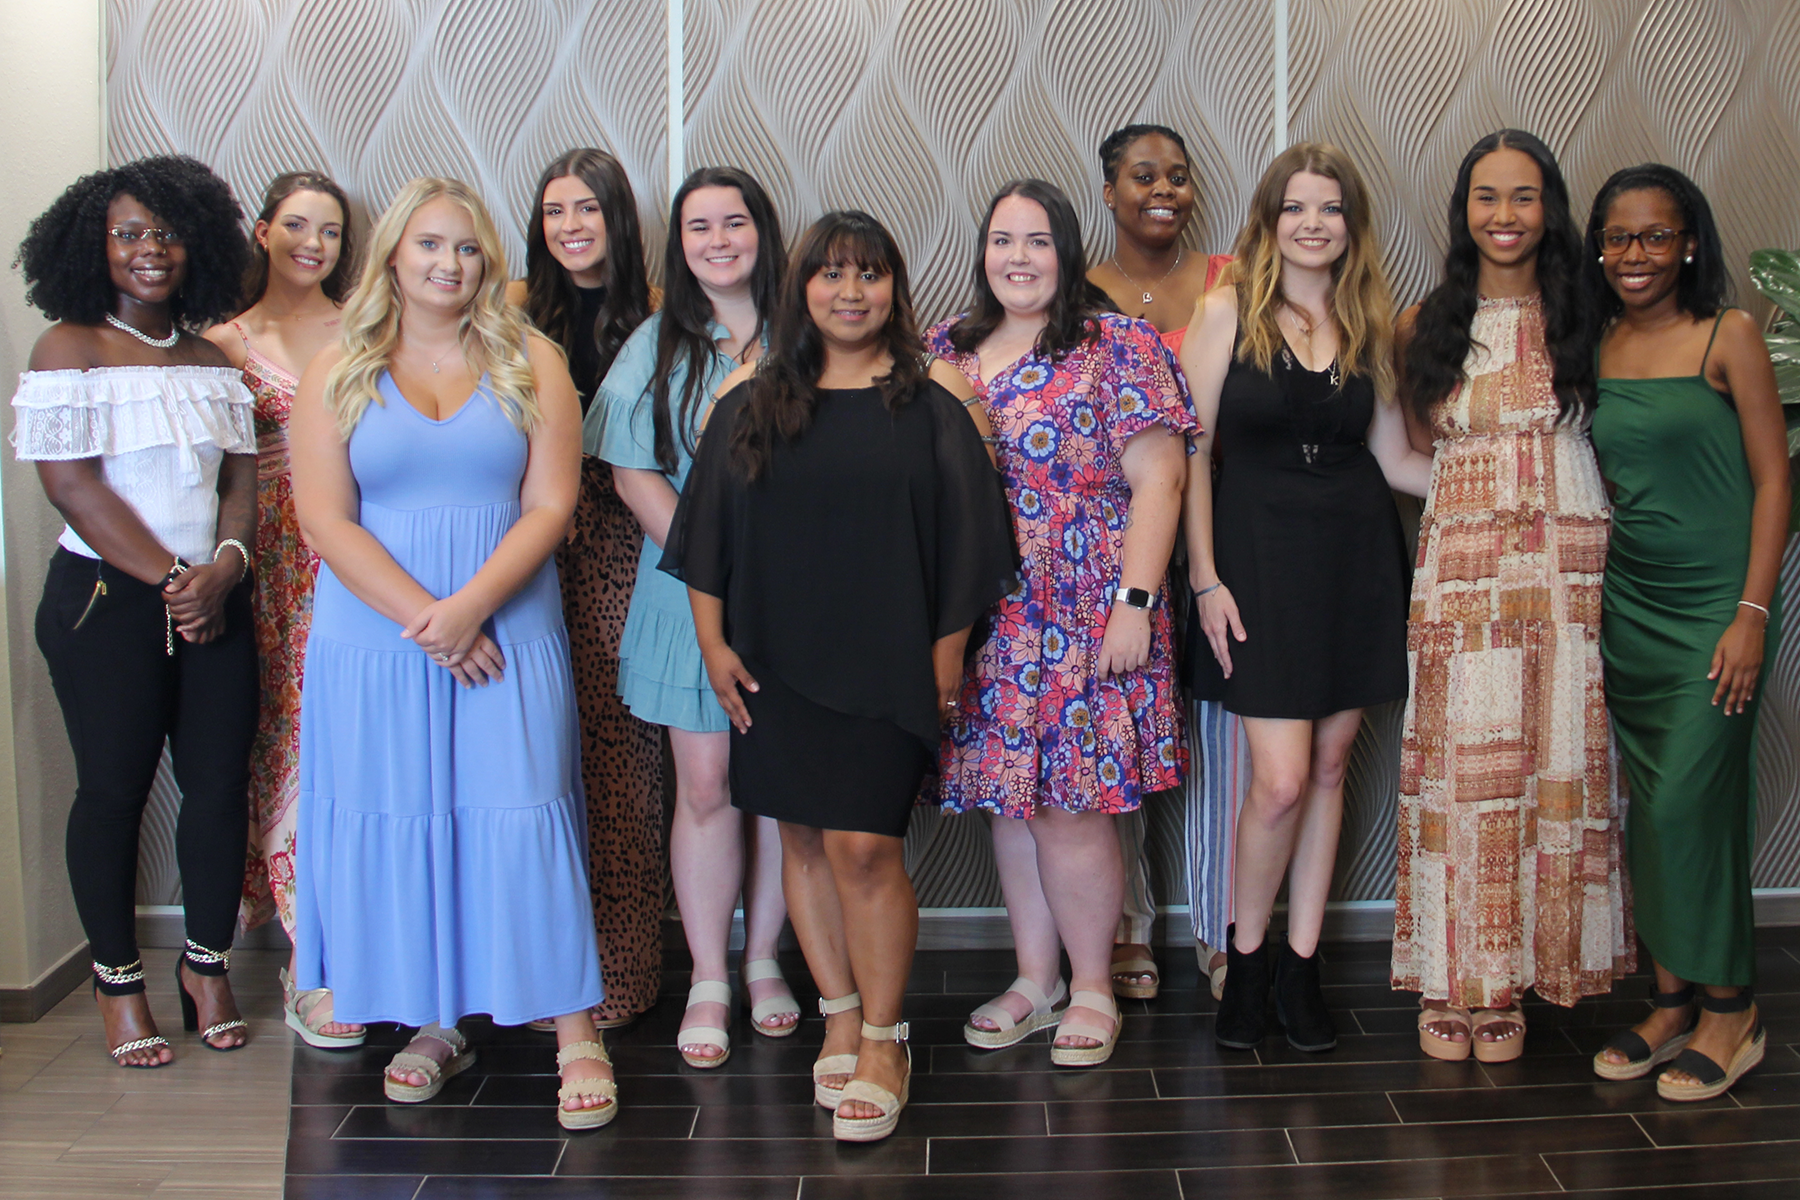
[
  {"xmin": 12, "ymin": 156, "xmax": 258, "ymax": 1066},
  {"xmin": 1583, "ymin": 165, "xmax": 1786, "ymax": 1102}
]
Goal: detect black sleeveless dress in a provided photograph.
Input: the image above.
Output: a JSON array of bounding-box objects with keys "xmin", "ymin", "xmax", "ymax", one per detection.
[{"xmin": 1190, "ymin": 347, "xmax": 1408, "ymax": 718}]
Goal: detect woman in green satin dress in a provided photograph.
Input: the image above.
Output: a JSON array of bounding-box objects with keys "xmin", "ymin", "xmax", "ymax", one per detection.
[{"xmin": 1584, "ymin": 165, "xmax": 1788, "ymax": 1103}]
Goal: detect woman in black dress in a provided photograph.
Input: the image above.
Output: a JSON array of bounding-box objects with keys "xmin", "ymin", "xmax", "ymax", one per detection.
[
  {"xmin": 662, "ymin": 211, "xmax": 1015, "ymax": 1142},
  {"xmin": 1180, "ymin": 143, "xmax": 1430, "ymax": 1052}
]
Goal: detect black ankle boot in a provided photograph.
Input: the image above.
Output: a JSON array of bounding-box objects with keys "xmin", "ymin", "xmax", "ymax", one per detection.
[
  {"xmin": 1273, "ymin": 938, "xmax": 1336, "ymax": 1052},
  {"xmin": 1214, "ymin": 924, "xmax": 1269, "ymax": 1049}
]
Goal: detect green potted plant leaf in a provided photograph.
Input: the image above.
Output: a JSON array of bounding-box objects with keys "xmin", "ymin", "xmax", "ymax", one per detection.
[{"xmin": 1749, "ymin": 249, "xmax": 1800, "ymax": 527}]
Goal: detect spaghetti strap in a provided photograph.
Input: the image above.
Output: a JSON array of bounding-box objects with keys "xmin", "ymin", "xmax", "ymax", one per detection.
[
  {"xmin": 229, "ymin": 319, "xmax": 252, "ymax": 351},
  {"xmin": 1696, "ymin": 308, "xmax": 1731, "ymax": 377}
]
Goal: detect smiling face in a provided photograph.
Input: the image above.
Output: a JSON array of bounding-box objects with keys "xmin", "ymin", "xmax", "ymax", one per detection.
[
  {"xmin": 1466, "ymin": 147, "xmax": 1546, "ymax": 268},
  {"xmin": 388, "ymin": 196, "xmax": 484, "ymax": 313},
  {"xmin": 681, "ymin": 185, "xmax": 759, "ymax": 297},
  {"xmin": 805, "ymin": 259, "xmax": 893, "ymax": 350},
  {"xmin": 258, "ymin": 188, "xmax": 344, "ymax": 292},
  {"xmin": 984, "ymin": 194, "xmax": 1059, "ymax": 319},
  {"xmin": 1599, "ymin": 187, "xmax": 1692, "ymax": 312},
  {"xmin": 106, "ymin": 192, "xmax": 187, "ymax": 309},
  {"xmin": 541, "ymin": 174, "xmax": 607, "ymax": 285},
  {"xmin": 1105, "ymin": 133, "xmax": 1194, "ymax": 247},
  {"xmin": 1274, "ymin": 170, "xmax": 1348, "ymax": 271}
]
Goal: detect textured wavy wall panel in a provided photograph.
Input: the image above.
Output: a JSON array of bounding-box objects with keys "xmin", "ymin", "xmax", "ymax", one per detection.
[{"xmin": 113, "ymin": 0, "xmax": 1800, "ymax": 908}]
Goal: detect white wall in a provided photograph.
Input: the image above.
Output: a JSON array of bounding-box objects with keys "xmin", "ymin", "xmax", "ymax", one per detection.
[{"xmin": 0, "ymin": 0, "xmax": 103, "ymax": 993}]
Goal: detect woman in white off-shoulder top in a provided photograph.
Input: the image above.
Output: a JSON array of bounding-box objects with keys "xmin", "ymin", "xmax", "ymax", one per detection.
[{"xmin": 12, "ymin": 156, "xmax": 260, "ymax": 1068}]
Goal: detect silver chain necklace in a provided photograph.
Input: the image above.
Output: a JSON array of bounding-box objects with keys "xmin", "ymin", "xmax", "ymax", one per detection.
[
  {"xmin": 1110, "ymin": 250, "xmax": 1182, "ymax": 305},
  {"xmin": 106, "ymin": 313, "xmax": 179, "ymax": 349}
]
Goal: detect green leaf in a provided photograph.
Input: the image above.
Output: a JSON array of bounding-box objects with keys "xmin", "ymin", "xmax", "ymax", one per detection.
[
  {"xmin": 1752, "ymin": 249, "xmax": 1800, "ymax": 324},
  {"xmin": 1771, "ymin": 330, "xmax": 1800, "ymax": 408}
]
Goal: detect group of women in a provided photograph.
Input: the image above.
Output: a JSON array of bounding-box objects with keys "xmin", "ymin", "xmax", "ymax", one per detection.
[{"xmin": 10, "ymin": 119, "xmax": 1783, "ymax": 1145}]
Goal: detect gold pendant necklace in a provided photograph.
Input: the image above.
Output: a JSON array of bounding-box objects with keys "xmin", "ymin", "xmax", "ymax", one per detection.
[{"xmin": 1111, "ymin": 251, "xmax": 1182, "ymax": 305}]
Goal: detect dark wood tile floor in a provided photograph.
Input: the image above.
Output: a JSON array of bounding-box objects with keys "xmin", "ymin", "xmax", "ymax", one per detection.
[{"xmin": 286, "ymin": 927, "xmax": 1800, "ymax": 1199}]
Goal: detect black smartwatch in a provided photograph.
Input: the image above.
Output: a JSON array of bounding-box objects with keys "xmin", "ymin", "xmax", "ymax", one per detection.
[{"xmin": 1113, "ymin": 586, "xmax": 1153, "ymax": 610}]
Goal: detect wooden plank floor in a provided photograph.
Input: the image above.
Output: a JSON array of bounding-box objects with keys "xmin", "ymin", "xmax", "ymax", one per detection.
[{"xmin": 284, "ymin": 931, "xmax": 1800, "ymax": 1200}]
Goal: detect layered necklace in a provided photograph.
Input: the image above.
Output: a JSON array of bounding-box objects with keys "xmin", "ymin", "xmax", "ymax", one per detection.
[
  {"xmin": 1110, "ymin": 250, "xmax": 1183, "ymax": 306},
  {"xmin": 106, "ymin": 313, "xmax": 179, "ymax": 349}
]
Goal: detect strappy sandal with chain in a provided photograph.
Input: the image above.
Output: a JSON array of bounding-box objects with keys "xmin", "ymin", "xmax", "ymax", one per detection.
[
  {"xmin": 1049, "ymin": 989, "xmax": 1123, "ymax": 1067},
  {"xmin": 1470, "ymin": 1004, "xmax": 1526, "ymax": 1064},
  {"xmin": 964, "ymin": 976, "xmax": 1067, "ymax": 1049},
  {"xmin": 1594, "ymin": 984, "xmax": 1695, "ymax": 1081},
  {"xmin": 678, "ymin": 980, "xmax": 733, "ymax": 1068},
  {"xmin": 743, "ymin": 959, "xmax": 802, "ymax": 1038},
  {"xmin": 281, "ymin": 968, "xmax": 366, "ymax": 1049},
  {"xmin": 555, "ymin": 1038, "xmax": 619, "ymax": 1131},
  {"xmin": 176, "ymin": 942, "xmax": 248, "ymax": 1051},
  {"xmin": 813, "ymin": 991, "xmax": 862, "ymax": 1108},
  {"xmin": 1658, "ymin": 990, "xmax": 1765, "ymax": 1103},
  {"xmin": 384, "ymin": 1023, "xmax": 477, "ymax": 1103},
  {"xmin": 833, "ymin": 1019, "xmax": 910, "ymax": 1143},
  {"xmin": 93, "ymin": 961, "xmax": 170, "ymax": 1068}
]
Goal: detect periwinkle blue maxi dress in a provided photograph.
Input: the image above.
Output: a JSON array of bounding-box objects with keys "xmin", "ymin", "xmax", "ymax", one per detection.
[{"xmin": 293, "ymin": 374, "xmax": 603, "ymax": 1028}]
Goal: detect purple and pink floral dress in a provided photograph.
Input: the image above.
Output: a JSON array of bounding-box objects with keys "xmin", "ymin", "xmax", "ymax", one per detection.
[{"xmin": 926, "ymin": 313, "xmax": 1195, "ymax": 818}]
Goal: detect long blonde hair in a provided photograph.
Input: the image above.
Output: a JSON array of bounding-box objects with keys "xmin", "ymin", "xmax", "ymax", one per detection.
[
  {"xmin": 323, "ymin": 177, "xmax": 540, "ymax": 435},
  {"xmin": 1232, "ymin": 143, "xmax": 1395, "ymax": 401}
]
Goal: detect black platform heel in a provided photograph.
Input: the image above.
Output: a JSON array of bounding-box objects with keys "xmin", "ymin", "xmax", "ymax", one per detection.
[
  {"xmin": 176, "ymin": 940, "xmax": 249, "ymax": 1051},
  {"xmin": 1657, "ymin": 988, "xmax": 1763, "ymax": 1102},
  {"xmin": 1593, "ymin": 983, "xmax": 1695, "ymax": 1080}
]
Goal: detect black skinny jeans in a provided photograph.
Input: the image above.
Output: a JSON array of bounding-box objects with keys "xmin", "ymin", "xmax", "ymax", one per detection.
[{"xmin": 37, "ymin": 547, "xmax": 258, "ymax": 993}]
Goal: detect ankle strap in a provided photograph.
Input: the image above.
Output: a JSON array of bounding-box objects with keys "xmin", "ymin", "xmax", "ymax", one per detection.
[
  {"xmin": 860, "ymin": 1019, "xmax": 908, "ymax": 1043},
  {"xmin": 1651, "ymin": 983, "xmax": 1697, "ymax": 1008},
  {"xmin": 819, "ymin": 991, "xmax": 862, "ymax": 1016},
  {"xmin": 182, "ymin": 939, "xmax": 232, "ymax": 976},
  {"xmin": 1697, "ymin": 988, "xmax": 1754, "ymax": 1014}
]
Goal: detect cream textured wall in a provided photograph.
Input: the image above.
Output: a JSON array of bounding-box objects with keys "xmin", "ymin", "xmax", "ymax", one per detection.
[
  {"xmin": 98, "ymin": 0, "xmax": 1800, "ymax": 912},
  {"xmin": 0, "ymin": 0, "xmax": 102, "ymax": 992}
]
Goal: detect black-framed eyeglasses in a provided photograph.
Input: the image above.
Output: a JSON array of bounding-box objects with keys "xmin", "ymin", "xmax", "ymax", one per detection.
[
  {"xmin": 109, "ymin": 226, "xmax": 184, "ymax": 246},
  {"xmin": 1598, "ymin": 227, "xmax": 1686, "ymax": 256}
]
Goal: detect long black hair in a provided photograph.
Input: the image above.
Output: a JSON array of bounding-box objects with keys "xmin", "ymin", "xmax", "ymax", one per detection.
[
  {"xmin": 242, "ymin": 170, "xmax": 356, "ymax": 306},
  {"xmin": 1582, "ymin": 162, "xmax": 1730, "ymax": 325},
  {"xmin": 947, "ymin": 178, "xmax": 1116, "ymax": 360},
  {"xmin": 520, "ymin": 148, "xmax": 651, "ymax": 385},
  {"xmin": 650, "ymin": 166, "xmax": 784, "ymax": 473},
  {"xmin": 16, "ymin": 154, "xmax": 247, "ymax": 330},
  {"xmin": 730, "ymin": 210, "xmax": 925, "ymax": 481},
  {"xmin": 1404, "ymin": 130, "xmax": 1593, "ymax": 425}
]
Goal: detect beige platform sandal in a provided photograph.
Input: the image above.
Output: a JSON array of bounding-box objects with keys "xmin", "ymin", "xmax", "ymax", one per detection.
[
  {"xmin": 1049, "ymin": 989, "xmax": 1122, "ymax": 1067},
  {"xmin": 963, "ymin": 976, "xmax": 1068, "ymax": 1049},
  {"xmin": 1470, "ymin": 1004, "xmax": 1526, "ymax": 1064},
  {"xmin": 813, "ymin": 991, "xmax": 861, "ymax": 1108},
  {"xmin": 555, "ymin": 1039, "xmax": 619, "ymax": 1131},
  {"xmin": 281, "ymin": 968, "xmax": 365, "ymax": 1050},
  {"xmin": 383, "ymin": 1024, "xmax": 476, "ymax": 1103},
  {"xmin": 743, "ymin": 959, "xmax": 802, "ymax": 1038},
  {"xmin": 678, "ymin": 980, "xmax": 733, "ymax": 1068},
  {"xmin": 1198, "ymin": 942, "xmax": 1228, "ymax": 1002},
  {"xmin": 1110, "ymin": 952, "xmax": 1159, "ymax": 1000},
  {"xmin": 832, "ymin": 1019, "xmax": 910, "ymax": 1143}
]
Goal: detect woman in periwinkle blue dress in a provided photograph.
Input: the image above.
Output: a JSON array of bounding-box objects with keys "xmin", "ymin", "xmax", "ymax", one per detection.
[{"xmin": 289, "ymin": 177, "xmax": 616, "ymax": 1130}]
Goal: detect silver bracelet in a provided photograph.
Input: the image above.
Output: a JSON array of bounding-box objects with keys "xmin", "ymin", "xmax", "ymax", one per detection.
[
  {"xmin": 1738, "ymin": 600, "xmax": 1770, "ymax": 619},
  {"xmin": 214, "ymin": 538, "xmax": 250, "ymax": 582}
]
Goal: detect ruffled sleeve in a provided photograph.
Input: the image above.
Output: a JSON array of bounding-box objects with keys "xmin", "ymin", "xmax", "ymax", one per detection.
[
  {"xmin": 924, "ymin": 383, "xmax": 1019, "ymax": 638},
  {"xmin": 657, "ymin": 382, "xmax": 746, "ymax": 598},
  {"xmin": 585, "ymin": 314, "xmax": 660, "ymax": 465},
  {"xmin": 1095, "ymin": 315, "xmax": 1198, "ymax": 456},
  {"xmin": 11, "ymin": 366, "xmax": 257, "ymax": 484}
]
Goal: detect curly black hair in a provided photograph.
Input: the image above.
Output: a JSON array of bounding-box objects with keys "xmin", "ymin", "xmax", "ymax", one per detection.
[{"xmin": 14, "ymin": 155, "xmax": 248, "ymax": 331}]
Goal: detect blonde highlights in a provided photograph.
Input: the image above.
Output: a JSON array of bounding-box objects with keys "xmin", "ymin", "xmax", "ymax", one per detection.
[
  {"xmin": 322, "ymin": 177, "xmax": 540, "ymax": 436},
  {"xmin": 1231, "ymin": 143, "xmax": 1396, "ymax": 401}
]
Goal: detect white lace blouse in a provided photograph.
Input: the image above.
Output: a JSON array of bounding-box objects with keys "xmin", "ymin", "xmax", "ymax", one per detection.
[{"xmin": 11, "ymin": 366, "xmax": 258, "ymax": 564}]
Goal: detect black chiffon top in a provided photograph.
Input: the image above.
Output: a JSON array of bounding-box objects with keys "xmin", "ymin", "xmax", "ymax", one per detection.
[{"xmin": 660, "ymin": 378, "xmax": 1018, "ymax": 746}]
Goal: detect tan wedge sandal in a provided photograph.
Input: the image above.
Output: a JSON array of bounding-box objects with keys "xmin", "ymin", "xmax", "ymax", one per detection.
[
  {"xmin": 383, "ymin": 1024, "xmax": 476, "ymax": 1103},
  {"xmin": 964, "ymin": 976, "xmax": 1067, "ymax": 1049},
  {"xmin": 556, "ymin": 1039, "xmax": 619, "ymax": 1131},
  {"xmin": 832, "ymin": 1019, "xmax": 910, "ymax": 1143},
  {"xmin": 1049, "ymin": 989, "xmax": 1122, "ymax": 1067},
  {"xmin": 678, "ymin": 980, "xmax": 733, "ymax": 1068},
  {"xmin": 813, "ymin": 991, "xmax": 861, "ymax": 1108}
]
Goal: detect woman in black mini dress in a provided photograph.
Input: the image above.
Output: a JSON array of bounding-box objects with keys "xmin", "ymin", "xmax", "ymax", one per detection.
[{"xmin": 663, "ymin": 210, "xmax": 1015, "ymax": 1143}]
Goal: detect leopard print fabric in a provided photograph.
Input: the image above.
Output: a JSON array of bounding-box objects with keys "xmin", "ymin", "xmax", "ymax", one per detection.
[{"xmin": 557, "ymin": 454, "xmax": 668, "ymax": 1022}]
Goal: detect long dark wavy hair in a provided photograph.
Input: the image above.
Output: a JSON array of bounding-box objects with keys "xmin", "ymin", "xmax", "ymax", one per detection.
[
  {"xmin": 520, "ymin": 148, "xmax": 651, "ymax": 384},
  {"xmin": 730, "ymin": 210, "xmax": 925, "ymax": 482},
  {"xmin": 16, "ymin": 154, "xmax": 247, "ymax": 331},
  {"xmin": 947, "ymin": 178, "xmax": 1116, "ymax": 360},
  {"xmin": 241, "ymin": 170, "xmax": 356, "ymax": 306},
  {"xmin": 1582, "ymin": 162, "xmax": 1730, "ymax": 325},
  {"xmin": 650, "ymin": 166, "xmax": 784, "ymax": 474},
  {"xmin": 1404, "ymin": 129, "xmax": 1593, "ymax": 425}
]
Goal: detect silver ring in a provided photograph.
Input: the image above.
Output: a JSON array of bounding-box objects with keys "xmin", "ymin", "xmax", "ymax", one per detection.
[{"xmin": 436, "ymin": 653, "xmax": 450, "ymax": 663}]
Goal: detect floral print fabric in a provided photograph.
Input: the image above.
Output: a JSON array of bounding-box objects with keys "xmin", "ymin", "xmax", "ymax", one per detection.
[{"xmin": 927, "ymin": 313, "xmax": 1195, "ymax": 817}]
